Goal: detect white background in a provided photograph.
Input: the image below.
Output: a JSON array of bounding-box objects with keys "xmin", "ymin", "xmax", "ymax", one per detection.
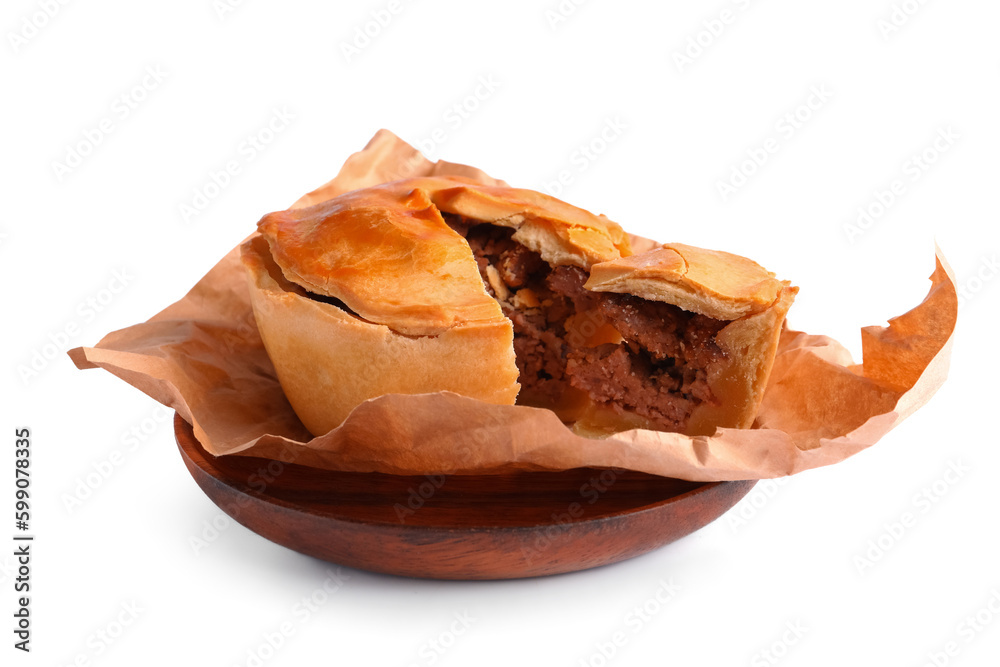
[{"xmin": 3, "ymin": 0, "xmax": 999, "ymax": 665}]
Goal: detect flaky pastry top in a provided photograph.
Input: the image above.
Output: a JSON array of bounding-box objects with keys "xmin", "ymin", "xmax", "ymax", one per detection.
[
  {"xmin": 585, "ymin": 243, "xmax": 786, "ymax": 320},
  {"xmin": 258, "ymin": 175, "xmax": 789, "ymax": 334},
  {"xmin": 257, "ymin": 177, "xmax": 633, "ymax": 335}
]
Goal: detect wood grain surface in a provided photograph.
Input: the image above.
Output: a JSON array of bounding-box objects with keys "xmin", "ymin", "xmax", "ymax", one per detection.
[{"xmin": 175, "ymin": 414, "xmax": 755, "ymax": 579}]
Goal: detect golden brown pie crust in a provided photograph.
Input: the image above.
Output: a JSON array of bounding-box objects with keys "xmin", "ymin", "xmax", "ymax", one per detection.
[{"xmin": 242, "ymin": 176, "xmax": 796, "ymax": 437}]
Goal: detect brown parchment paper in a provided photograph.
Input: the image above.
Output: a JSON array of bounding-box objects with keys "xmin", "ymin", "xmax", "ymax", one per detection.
[{"xmin": 68, "ymin": 130, "xmax": 958, "ymax": 482}]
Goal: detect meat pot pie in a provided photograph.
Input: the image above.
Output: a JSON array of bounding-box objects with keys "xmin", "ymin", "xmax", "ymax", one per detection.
[{"xmin": 241, "ymin": 177, "xmax": 797, "ymax": 438}]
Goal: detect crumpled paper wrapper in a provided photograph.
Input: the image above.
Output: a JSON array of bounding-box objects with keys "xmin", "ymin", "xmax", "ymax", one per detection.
[{"xmin": 69, "ymin": 130, "xmax": 957, "ymax": 482}]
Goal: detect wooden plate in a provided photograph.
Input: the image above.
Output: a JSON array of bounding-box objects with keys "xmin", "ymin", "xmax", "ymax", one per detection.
[{"xmin": 175, "ymin": 414, "xmax": 754, "ymax": 580}]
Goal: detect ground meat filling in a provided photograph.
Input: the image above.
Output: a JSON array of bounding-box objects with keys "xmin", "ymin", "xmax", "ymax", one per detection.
[{"xmin": 456, "ymin": 218, "xmax": 726, "ymax": 432}]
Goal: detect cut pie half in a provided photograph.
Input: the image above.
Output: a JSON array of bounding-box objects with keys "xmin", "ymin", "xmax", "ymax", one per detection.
[{"xmin": 241, "ymin": 177, "xmax": 796, "ymax": 438}]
